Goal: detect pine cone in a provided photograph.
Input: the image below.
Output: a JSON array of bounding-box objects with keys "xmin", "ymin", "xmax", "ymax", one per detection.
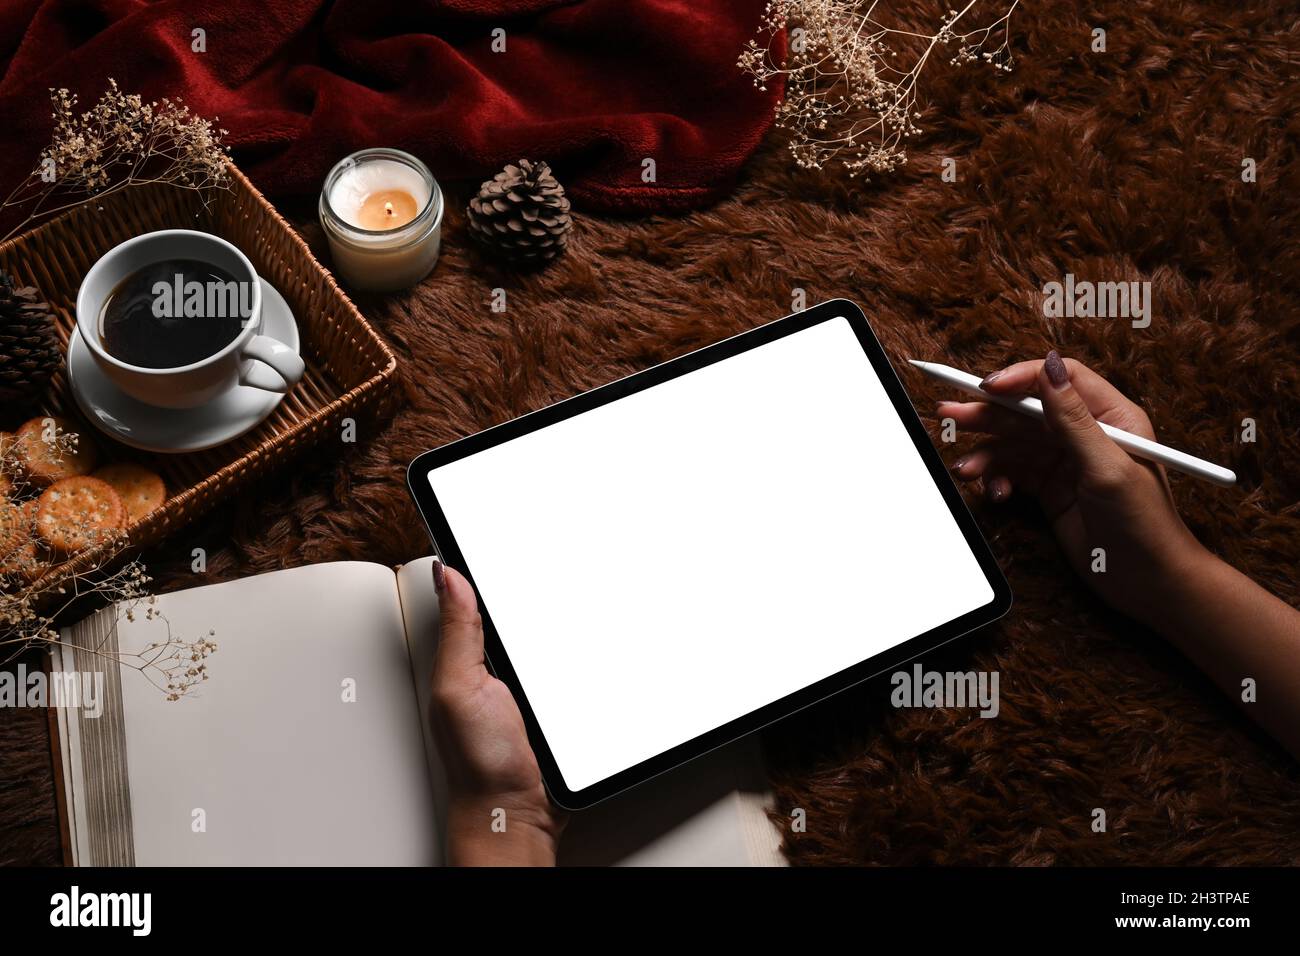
[
  {"xmin": 466, "ymin": 159, "xmax": 572, "ymax": 265},
  {"xmin": 0, "ymin": 272, "xmax": 59, "ymax": 406}
]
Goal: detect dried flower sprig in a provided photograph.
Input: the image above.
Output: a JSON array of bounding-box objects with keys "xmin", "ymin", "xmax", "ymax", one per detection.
[
  {"xmin": 0, "ymin": 79, "xmax": 231, "ymax": 243},
  {"xmin": 1, "ymin": 424, "xmax": 215, "ymax": 699},
  {"xmin": 739, "ymin": 0, "xmax": 1020, "ymax": 178},
  {"xmin": 120, "ymin": 598, "xmax": 218, "ymax": 701}
]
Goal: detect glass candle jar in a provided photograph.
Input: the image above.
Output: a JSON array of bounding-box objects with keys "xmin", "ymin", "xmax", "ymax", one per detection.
[{"xmin": 319, "ymin": 148, "xmax": 443, "ymax": 292}]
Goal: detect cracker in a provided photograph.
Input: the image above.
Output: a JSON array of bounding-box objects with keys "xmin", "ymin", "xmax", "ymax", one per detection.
[
  {"xmin": 0, "ymin": 499, "xmax": 22, "ymax": 559},
  {"xmin": 1, "ymin": 500, "xmax": 53, "ymax": 585},
  {"xmin": 0, "ymin": 515, "xmax": 40, "ymax": 584},
  {"xmin": 0, "ymin": 431, "xmax": 15, "ymax": 497},
  {"xmin": 35, "ymin": 476, "xmax": 126, "ymax": 557},
  {"xmin": 92, "ymin": 463, "xmax": 166, "ymax": 524},
  {"xmin": 19, "ymin": 499, "xmax": 40, "ymax": 536},
  {"xmin": 15, "ymin": 416, "xmax": 98, "ymax": 487}
]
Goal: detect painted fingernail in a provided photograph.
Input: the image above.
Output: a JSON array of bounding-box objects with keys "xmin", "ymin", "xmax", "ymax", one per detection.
[
  {"xmin": 979, "ymin": 370, "xmax": 1003, "ymax": 389},
  {"xmin": 1045, "ymin": 350, "xmax": 1069, "ymax": 389},
  {"xmin": 989, "ymin": 477, "xmax": 1012, "ymax": 502},
  {"xmin": 952, "ymin": 456, "xmax": 970, "ymax": 473},
  {"xmin": 432, "ymin": 559, "xmax": 447, "ymax": 593}
]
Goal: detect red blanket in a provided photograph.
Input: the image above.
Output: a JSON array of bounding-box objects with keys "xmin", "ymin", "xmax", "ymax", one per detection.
[{"xmin": 0, "ymin": 0, "xmax": 781, "ymax": 214}]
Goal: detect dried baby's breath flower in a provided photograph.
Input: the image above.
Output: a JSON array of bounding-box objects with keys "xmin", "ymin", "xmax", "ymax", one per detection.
[
  {"xmin": 739, "ymin": 0, "xmax": 1019, "ymax": 179},
  {"xmin": 1, "ymin": 79, "xmax": 231, "ymax": 242},
  {"xmin": 1, "ymin": 423, "xmax": 215, "ymax": 700}
]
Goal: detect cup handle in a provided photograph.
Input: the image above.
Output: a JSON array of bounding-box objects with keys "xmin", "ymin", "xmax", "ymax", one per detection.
[{"xmin": 239, "ymin": 335, "xmax": 305, "ymax": 393}]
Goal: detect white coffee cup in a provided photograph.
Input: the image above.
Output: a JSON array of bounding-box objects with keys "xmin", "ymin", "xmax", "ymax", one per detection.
[{"xmin": 76, "ymin": 229, "xmax": 305, "ymax": 410}]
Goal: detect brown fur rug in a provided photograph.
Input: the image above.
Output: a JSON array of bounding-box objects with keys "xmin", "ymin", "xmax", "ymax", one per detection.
[{"xmin": 3, "ymin": 0, "xmax": 1299, "ymax": 865}]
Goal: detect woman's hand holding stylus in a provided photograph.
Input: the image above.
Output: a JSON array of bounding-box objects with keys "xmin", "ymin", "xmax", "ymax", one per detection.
[
  {"xmin": 937, "ymin": 350, "xmax": 1204, "ymax": 625},
  {"xmin": 939, "ymin": 351, "xmax": 1300, "ymax": 759}
]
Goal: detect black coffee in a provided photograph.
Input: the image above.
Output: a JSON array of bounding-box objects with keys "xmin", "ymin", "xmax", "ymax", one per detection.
[{"xmin": 99, "ymin": 259, "xmax": 251, "ymax": 369}]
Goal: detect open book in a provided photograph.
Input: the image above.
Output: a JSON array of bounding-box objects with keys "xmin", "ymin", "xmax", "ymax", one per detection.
[{"xmin": 50, "ymin": 558, "xmax": 784, "ymax": 867}]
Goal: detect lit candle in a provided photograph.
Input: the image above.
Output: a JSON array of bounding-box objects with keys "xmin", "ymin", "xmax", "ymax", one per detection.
[
  {"xmin": 319, "ymin": 149, "xmax": 443, "ymax": 291},
  {"xmin": 355, "ymin": 191, "xmax": 419, "ymax": 230}
]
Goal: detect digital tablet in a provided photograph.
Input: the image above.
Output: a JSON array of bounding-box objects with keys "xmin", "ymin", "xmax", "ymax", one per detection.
[{"xmin": 407, "ymin": 299, "xmax": 1011, "ymax": 809}]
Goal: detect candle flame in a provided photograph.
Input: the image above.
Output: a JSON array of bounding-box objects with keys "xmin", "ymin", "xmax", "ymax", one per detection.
[{"xmin": 385, "ymin": 201, "xmax": 394, "ymax": 217}]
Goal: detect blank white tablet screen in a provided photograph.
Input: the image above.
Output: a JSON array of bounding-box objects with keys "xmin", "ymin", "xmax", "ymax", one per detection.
[{"xmin": 426, "ymin": 316, "xmax": 993, "ymax": 792}]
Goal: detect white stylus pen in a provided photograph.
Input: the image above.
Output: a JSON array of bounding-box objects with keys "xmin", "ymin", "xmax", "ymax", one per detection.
[{"xmin": 908, "ymin": 360, "xmax": 1238, "ymax": 488}]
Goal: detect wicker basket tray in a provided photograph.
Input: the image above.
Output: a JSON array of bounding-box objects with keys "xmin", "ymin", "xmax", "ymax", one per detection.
[{"xmin": 0, "ymin": 163, "xmax": 398, "ymax": 589}]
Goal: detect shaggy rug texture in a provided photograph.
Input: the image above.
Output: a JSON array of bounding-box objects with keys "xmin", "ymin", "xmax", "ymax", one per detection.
[{"xmin": 3, "ymin": 0, "xmax": 1298, "ymax": 865}]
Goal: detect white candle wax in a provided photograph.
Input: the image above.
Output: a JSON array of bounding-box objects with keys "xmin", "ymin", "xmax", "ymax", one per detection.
[
  {"xmin": 328, "ymin": 160, "xmax": 430, "ymax": 229},
  {"xmin": 320, "ymin": 149, "xmax": 443, "ymax": 292}
]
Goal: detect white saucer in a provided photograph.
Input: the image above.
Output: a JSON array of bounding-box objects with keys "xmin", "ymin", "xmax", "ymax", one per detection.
[{"xmin": 67, "ymin": 278, "xmax": 301, "ymax": 454}]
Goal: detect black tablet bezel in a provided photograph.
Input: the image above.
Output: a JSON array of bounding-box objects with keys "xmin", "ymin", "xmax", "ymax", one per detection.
[{"xmin": 407, "ymin": 299, "xmax": 1012, "ymax": 810}]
